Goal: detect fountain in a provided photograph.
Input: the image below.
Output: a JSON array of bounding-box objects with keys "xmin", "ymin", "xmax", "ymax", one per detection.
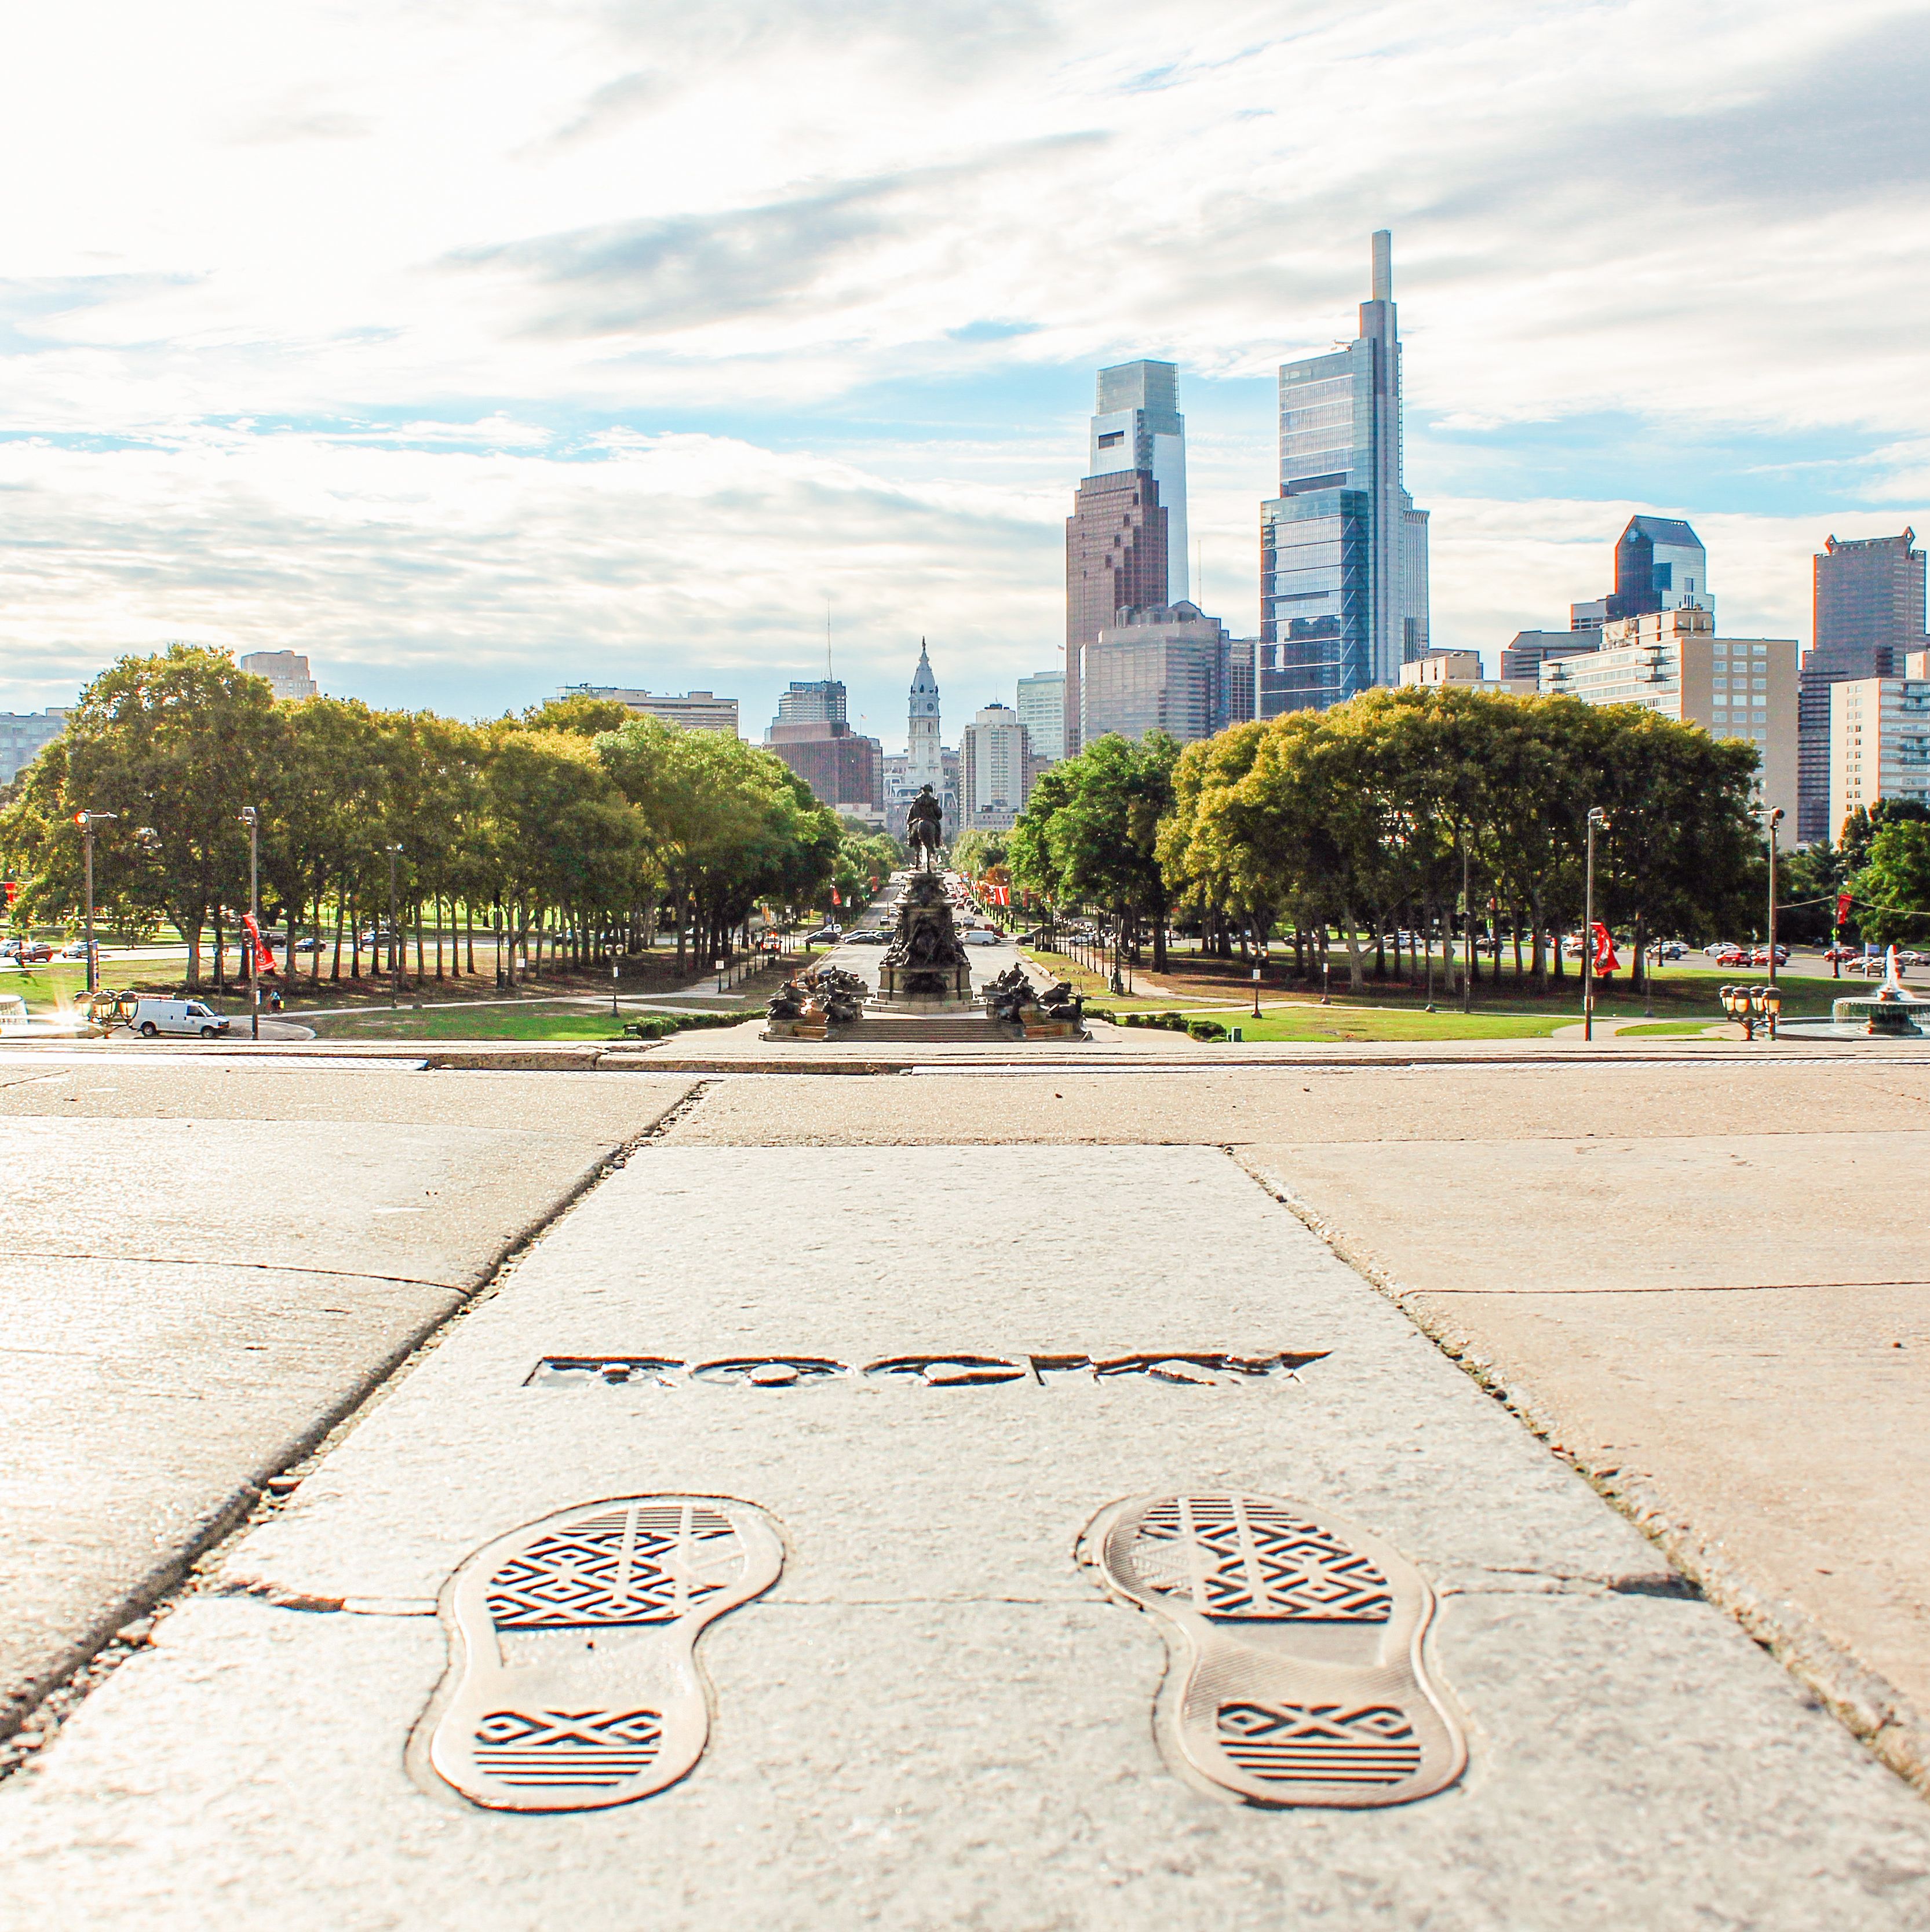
[{"xmin": 1832, "ymin": 947, "xmax": 1930, "ymax": 1037}]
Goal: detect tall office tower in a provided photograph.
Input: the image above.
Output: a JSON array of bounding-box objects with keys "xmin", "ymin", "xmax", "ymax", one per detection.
[
  {"xmin": 0, "ymin": 708, "xmax": 70, "ymax": 787},
  {"xmin": 1082, "ymin": 602, "xmax": 1232, "ymax": 747},
  {"xmin": 1015, "ymin": 670, "xmax": 1065, "ymax": 764},
  {"xmin": 1066, "ymin": 470, "xmax": 1169, "ymax": 758},
  {"xmin": 1090, "ymin": 361, "xmax": 1188, "ymax": 606},
  {"xmin": 960, "ymin": 703, "xmax": 1036, "ymax": 830},
  {"xmin": 238, "ymin": 650, "xmax": 318, "ymax": 702},
  {"xmin": 1540, "ymin": 608, "xmax": 1798, "ymax": 825},
  {"xmin": 1798, "ymin": 530, "xmax": 1928, "ymax": 843},
  {"xmin": 1258, "ymin": 231, "xmax": 1430, "ymax": 716},
  {"xmin": 906, "ymin": 641, "xmax": 944, "ymax": 791},
  {"xmin": 777, "ymin": 679, "xmax": 848, "ymax": 726},
  {"xmin": 1570, "ymin": 516, "xmax": 1712, "ymax": 629},
  {"xmin": 1829, "ymin": 658, "xmax": 1930, "ymax": 842},
  {"xmin": 1064, "ymin": 361, "xmax": 1186, "ymax": 758}
]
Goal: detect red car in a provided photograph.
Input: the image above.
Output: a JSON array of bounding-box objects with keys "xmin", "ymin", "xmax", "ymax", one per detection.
[
  {"xmin": 14, "ymin": 940, "xmax": 52, "ymax": 963},
  {"xmin": 1712, "ymin": 947, "xmax": 1750, "ymax": 967}
]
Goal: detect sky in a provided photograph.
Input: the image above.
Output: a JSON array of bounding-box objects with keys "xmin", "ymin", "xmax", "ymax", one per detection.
[{"xmin": 2, "ymin": 0, "xmax": 1928, "ymax": 751}]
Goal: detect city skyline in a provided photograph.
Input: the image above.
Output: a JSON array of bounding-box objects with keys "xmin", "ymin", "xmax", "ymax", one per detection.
[{"xmin": 1, "ymin": 5, "xmax": 1927, "ymax": 750}]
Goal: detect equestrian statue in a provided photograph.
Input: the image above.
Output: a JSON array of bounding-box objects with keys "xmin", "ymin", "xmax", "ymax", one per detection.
[{"xmin": 906, "ymin": 784, "xmax": 944, "ymax": 872}]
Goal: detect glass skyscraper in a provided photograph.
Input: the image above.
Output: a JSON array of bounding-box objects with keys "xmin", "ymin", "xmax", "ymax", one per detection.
[
  {"xmin": 1065, "ymin": 360, "xmax": 1188, "ymax": 756},
  {"xmin": 1259, "ymin": 231, "xmax": 1429, "ymax": 714}
]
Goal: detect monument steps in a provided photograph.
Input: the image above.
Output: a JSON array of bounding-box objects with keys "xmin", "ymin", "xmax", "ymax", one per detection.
[{"xmin": 838, "ymin": 1016, "xmax": 1009, "ymax": 1042}]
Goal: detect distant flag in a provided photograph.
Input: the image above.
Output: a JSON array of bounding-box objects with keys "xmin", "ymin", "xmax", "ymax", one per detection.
[
  {"xmin": 1836, "ymin": 890, "xmax": 1854, "ymax": 928},
  {"xmin": 830, "ymin": 887, "xmax": 841, "ymax": 907}
]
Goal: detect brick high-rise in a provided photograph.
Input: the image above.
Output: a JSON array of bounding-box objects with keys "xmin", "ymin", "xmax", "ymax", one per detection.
[
  {"xmin": 1065, "ymin": 469, "xmax": 1169, "ymax": 758},
  {"xmin": 1799, "ymin": 530, "xmax": 1928, "ymax": 842}
]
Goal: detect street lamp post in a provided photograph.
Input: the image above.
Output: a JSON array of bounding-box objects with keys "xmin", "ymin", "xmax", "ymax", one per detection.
[
  {"xmin": 385, "ymin": 844, "xmax": 403, "ymax": 1007},
  {"xmin": 1461, "ymin": 837, "xmax": 1474, "ymax": 1016},
  {"xmin": 240, "ymin": 806, "xmax": 261, "ymax": 1040},
  {"xmin": 74, "ymin": 811, "xmax": 118, "ymax": 996},
  {"xmin": 1765, "ymin": 806, "xmax": 1784, "ymax": 1039},
  {"xmin": 1583, "ymin": 806, "xmax": 1608, "ymax": 1042}
]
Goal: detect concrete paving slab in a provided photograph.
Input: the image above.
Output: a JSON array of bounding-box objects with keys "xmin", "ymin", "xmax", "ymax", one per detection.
[
  {"xmin": 1238, "ymin": 1140, "xmax": 1930, "ymax": 1792},
  {"xmin": 0, "ymin": 1069, "xmax": 698, "ymax": 1740},
  {"xmin": 1240, "ymin": 1132, "xmax": 1930, "ymax": 1292},
  {"xmin": 0, "ymin": 1061, "xmax": 698, "ymax": 1131},
  {"xmin": 0, "ymin": 1262, "xmax": 459, "ymax": 1733},
  {"xmin": 6, "ymin": 1586, "xmax": 1929, "ymax": 1932},
  {"xmin": 1391, "ymin": 1281, "xmax": 1930, "ymax": 1718},
  {"xmin": 660, "ymin": 1062, "xmax": 1930, "ymax": 1145},
  {"xmin": 9, "ymin": 1146, "xmax": 1929, "ymax": 1925}
]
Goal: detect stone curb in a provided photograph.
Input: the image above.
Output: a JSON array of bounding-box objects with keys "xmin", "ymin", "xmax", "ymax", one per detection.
[{"xmin": 1236, "ymin": 1152, "xmax": 1930, "ymax": 1803}]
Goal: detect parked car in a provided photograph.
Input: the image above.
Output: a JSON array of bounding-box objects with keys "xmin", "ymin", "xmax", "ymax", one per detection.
[
  {"xmin": 13, "ymin": 940, "xmax": 52, "ymax": 964},
  {"xmin": 294, "ymin": 936, "xmax": 323, "ymax": 952},
  {"xmin": 806, "ymin": 924, "xmax": 842, "ymax": 943},
  {"xmin": 130, "ymin": 996, "xmax": 231, "ymax": 1039},
  {"xmin": 843, "ymin": 929, "xmax": 886, "ymax": 944},
  {"xmin": 1649, "ymin": 940, "xmax": 1687, "ymax": 960},
  {"xmin": 57, "ymin": 938, "xmax": 92, "ymax": 959},
  {"xmin": 1703, "ymin": 940, "xmax": 1735, "ymax": 957},
  {"xmin": 1749, "ymin": 945, "xmax": 1789, "ymax": 966},
  {"xmin": 961, "ymin": 929, "xmax": 1004, "ymax": 946},
  {"xmin": 1712, "ymin": 947, "xmax": 1750, "ymax": 967}
]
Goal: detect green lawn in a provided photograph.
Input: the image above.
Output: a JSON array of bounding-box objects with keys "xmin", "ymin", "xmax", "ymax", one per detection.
[
  {"xmin": 307, "ymin": 1006, "xmax": 761, "ymax": 1042},
  {"xmin": 1132, "ymin": 1006, "xmax": 1575, "ymax": 1043},
  {"xmin": 1614, "ymin": 1019, "xmax": 1725, "ymax": 1038}
]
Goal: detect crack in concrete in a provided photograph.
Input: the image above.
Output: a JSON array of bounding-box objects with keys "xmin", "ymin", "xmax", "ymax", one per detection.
[
  {"xmin": 1231, "ymin": 1148, "xmax": 1930, "ymax": 1802},
  {"xmin": 0, "ymin": 1086, "xmax": 712, "ymax": 1781}
]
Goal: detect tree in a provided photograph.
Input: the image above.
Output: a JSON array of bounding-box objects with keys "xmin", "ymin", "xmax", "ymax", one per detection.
[
  {"xmin": 1853, "ymin": 820, "xmax": 1930, "ymax": 947},
  {"xmin": 0, "ymin": 645, "xmax": 287, "ymax": 985},
  {"xmin": 522, "ymin": 695, "xmax": 636, "ymax": 737},
  {"xmin": 1008, "ymin": 731, "xmax": 1180, "ymax": 967}
]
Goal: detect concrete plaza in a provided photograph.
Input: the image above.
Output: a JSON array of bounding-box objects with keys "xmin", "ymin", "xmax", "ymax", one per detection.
[{"xmin": 1, "ymin": 1039, "xmax": 1928, "ymax": 1927}]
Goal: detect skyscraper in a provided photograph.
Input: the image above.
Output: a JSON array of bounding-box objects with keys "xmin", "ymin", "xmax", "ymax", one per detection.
[
  {"xmin": 1015, "ymin": 670, "xmax": 1065, "ymax": 764},
  {"xmin": 1089, "ymin": 361, "xmax": 1188, "ymax": 607},
  {"xmin": 1064, "ymin": 361, "xmax": 1187, "ymax": 758},
  {"xmin": 238, "ymin": 650, "xmax": 319, "ymax": 702},
  {"xmin": 959, "ymin": 703, "xmax": 1036, "ymax": 830},
  {"xmin": 1082, "ymin": 602, "xmax": 1233, "ymax": 747},
  {"xmin": 1798, "ymin": 530, "xmax": 1929, "ymax": 843},
  {"xmin": 1570, "ymin": 517, "xmax": 1712, "ymax": 628},
  {"xmin": 777, "ymin": 679, "xmax": 848, "ymax": 726},
  {"xmin": 1258, "ymin": 231, "xmax": 1430, "ymax": 715}
]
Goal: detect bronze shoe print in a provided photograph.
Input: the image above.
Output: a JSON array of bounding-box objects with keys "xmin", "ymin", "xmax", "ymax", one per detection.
[
  {"xmin": 417, "ymin": 1495, "xmax": 783, "ymax": 1812},
  {"xmin": 1079, "ymin": 1491, "xmax": 1465, "ymax": 1808}
]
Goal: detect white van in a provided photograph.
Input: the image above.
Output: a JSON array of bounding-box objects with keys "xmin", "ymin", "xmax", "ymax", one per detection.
[{"xmin": 132, "ymin": 997, "xmax": 231, "ymax": 1039}]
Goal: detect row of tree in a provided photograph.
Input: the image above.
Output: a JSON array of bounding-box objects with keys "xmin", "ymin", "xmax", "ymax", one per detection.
[
  {"xmin": 1008, "ymin": 685, "xmax": 1920, "ymax": 994},
  {"xmin": 0, "ymin": 646, "xmax": 897, "ymax": 987}
]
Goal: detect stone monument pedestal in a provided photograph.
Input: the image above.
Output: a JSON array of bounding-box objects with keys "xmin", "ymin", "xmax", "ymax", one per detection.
[{"xmin": 872, "ymin": 869, "xmax": 975, "ymax": 1009}]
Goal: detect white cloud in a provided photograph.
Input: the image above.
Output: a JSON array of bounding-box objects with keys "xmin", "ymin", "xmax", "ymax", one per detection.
[{"xmin": 2, "ymin": 0, "xmax": 1928, "ymax": 732}]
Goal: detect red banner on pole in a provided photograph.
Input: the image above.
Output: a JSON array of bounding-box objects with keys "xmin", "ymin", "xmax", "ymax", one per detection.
[
  {"xmin": 1590, "ymin": 921, "xmax": 1619, "ymax": 972},
  {"xmin": 1836, "ymin": 890, "xmax": 1854, "ymax": 928},
  {"xmin": 241, "ymin": 912, "xmax": 277, "ymax": 977}
]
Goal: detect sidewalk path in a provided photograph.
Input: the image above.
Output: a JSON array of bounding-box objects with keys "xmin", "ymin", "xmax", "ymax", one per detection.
[
  {"xmin": 3, "ymin": 1128, "xmax": 1928, "ymax": 1926},
  {"xmin": 0, "ymin": 1062, "xmax": 698, "ymax": 1741}
]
